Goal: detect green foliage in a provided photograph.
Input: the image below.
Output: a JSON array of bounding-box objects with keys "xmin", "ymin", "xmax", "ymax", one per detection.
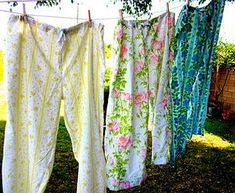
[
  {"xmin": 9, "ymin": 0, "xmax": 74, "ymax": 8},
  {"xmin": 112, "ymin": 0, "xmax": 152, "ymax": 17},
  {"xmin": 0, "ymin": 52, "xmax": 6, "ymax": 121},
  {"xmin": 104, "ymin": 44, "xmax": 112, "ymax": 59},
  {"xmin": 210, "ymin": 40, "xmax": 235, "ymax": 111},
  {"xmin": 0, "ymin": 93, "xmax": 6, "ymax": 121},
  {"xmin": 111, "ymin": 0, "xmax": 235, "ymax": 17},
  {"xmin": 8, "ymin": 0, "xmax": 235, "ymax": 18},
  {"xmin": 104, "ymin": 67, "xmax": 111, "ymax": 92},
  {"xmin": 213, "ymin": 40, "xmax": 235, "ymax": 70},
  {"xmin": 104, "ymin": 44, "xmax": 112, "ymax": 92}
]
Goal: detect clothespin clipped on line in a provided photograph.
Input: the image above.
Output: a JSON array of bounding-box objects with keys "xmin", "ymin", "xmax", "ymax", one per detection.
[
  {"xmin": 186, "ymin": 0, "xmax": 190, "ymax": 15},
  {"xmin": 119, "ymin": 9, "xmax": 124, "ymax": 20},
  {"xmin": 166, "ymin": 2, "xmax": 170, "ymax": 15},
  {"xmin": 88, "ymin": 10, "xmax": 91, "ymax": 27},
  {"xmin": 21, "ymin": 3, "xmax": 28, "ymax": 23}
]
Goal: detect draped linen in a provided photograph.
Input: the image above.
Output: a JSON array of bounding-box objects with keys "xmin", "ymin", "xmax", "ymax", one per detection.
[
  {"xmin": 170, "ymin": 0, "xmax": 225, "ymax": 162},
  {"xmin": 2, "ymin": 15, "xmax": 106, "ymax": 193},
  {"xmin": 105, "ymin": 12, "xmax": 175, "ymax": 191}
]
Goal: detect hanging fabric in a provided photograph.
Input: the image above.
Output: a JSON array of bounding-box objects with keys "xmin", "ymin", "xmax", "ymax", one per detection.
[
  {"xmin": 2, "ymin": 15, "xmax": 106, "ymax": 193},
  {"xmin": 105, "ymin": 12, "xmax": 175, "ymax": 191},
  {"xmin": 170, "ymin": 0, "xmax": 225, "ymax": 162}
]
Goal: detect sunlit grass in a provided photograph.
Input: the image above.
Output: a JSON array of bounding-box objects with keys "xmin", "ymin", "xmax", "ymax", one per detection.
[
  {"xmin": 191, "ymin": 117, "xmax": 235, "ymax": 151},
  {"xmin": 0, "ymin": 50, "xmax": 6, "ymax": 121},
  {"xmin": 192, "ymin": 133, "xmax": 235, "ymax": 150},
  {"xmin": 0, "ymin": 97, "xmax": 7, "ymax": 121}
]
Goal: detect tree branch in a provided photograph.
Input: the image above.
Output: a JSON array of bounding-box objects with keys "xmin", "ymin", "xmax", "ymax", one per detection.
[{"xmin": 217, "ymin": 69, "xmax": 231, "ymax": 97}]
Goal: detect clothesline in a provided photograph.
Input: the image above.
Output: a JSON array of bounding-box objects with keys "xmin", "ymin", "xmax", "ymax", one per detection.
[
  {"xmin": 0, "ymin": 0, "xmax": 40, "ymax": 2},
  {"xmin": 0, "ymin": 4, "xmax": 184, "ymax": 20}
]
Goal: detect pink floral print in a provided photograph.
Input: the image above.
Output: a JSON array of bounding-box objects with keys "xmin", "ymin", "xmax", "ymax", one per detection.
[
  {"xmin": 150, "ymin": 54, "xmax": 159, "ymax": 63},
  {"xmin": 112, "ymin": 179, "xmax": 132, "ymax": 189},
  {"xmin": 117, "ymin": 135, "xmax": 132, "ymax": 148},
  {"xmin": 148, "ymin": 89, "xmax": 153, "ymax": 97},
  {"xmin": 121, "ymin": 92, "xmax": 132, "ymax": 101},
  {"xmin": 140, "ymin": 48, "xmax": 146, "ymax": 55},
  {"xmin": 135, "ymin": 60, "xmax": 145, "ymax": 73},
  {"xmin": 153, "ymin": 40, "xmax": 163, "ymax": 50},
  {"xmin": 105, "ymin": 12, "xmax": 175, "ymax": 191},
  {"xmin": 112, "ymin": 179, "xmax": 120, "ymax": 186},
  {"xmin": 169, "ymin": 52, "xmax": 174, "ymax": 61},
  {"xmin": 108, "ymin": 121, "xmax": 120, "ymax": 132},
  {"xmin": 166, "ymin": 15, "xmax": 174, "ymax": 26},
  {"xmin": 159, "ymin": 94, "xmax": 170, "ymax": 109},
  {"xmin": 121, "ymin": 43, "xmax": 128, "ymax": 57},
  {"xmin": 140, "ymin": 149, "xmax": 147, "ymax": 158},
  {"xmin": 113, "ymin": 88, "xmax": 120, "ymax": 97},
  {"xmin": 117, "ymin": 28, "xmax": 123, "ymax": 40},
  {"xmin": 120, "ymin": 181, "xmax": 131, "ymax": 189},
  {"xmin": 134, "ymin": 92, "xmax": 148, "ymax": 105}
]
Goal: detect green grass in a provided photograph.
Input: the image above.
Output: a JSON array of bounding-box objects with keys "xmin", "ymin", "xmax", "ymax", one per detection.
[
  {"xmin": 0, "ymin": 89, "xmax": 6, "ymax": 121},
  {"xmin": 0, "ymin": 50, "xmax": 6, "ymax": 121},
  {"xmin": 0, "ymin": 117, "xmax": 234, "ymax": 193}
]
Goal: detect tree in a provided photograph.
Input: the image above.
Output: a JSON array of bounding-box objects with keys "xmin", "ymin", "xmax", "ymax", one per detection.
[
  {"xmin": 209, "ymin": 40, "xmax": 235, "ymax": 118},
  {"xmin": 114, "ymin": 0, "xmax": 235, "ymax": 17},
  {"xmin": 9, "ymin": 0, "xmax": 74, "ymax": 7},
  {"xmin": 10, "ymin": 0, "xmax": 235, "ymax": 17}
]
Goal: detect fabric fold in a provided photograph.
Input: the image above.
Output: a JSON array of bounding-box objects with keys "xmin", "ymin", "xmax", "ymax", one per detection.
[{"xmin": 170, "ymin": 0, "xmax": 225, "ymax": 162}]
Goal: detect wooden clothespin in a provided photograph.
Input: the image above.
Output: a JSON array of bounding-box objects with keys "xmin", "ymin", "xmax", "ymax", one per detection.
[
  {"xmin": 88, "ymin": 10, "xmax": 91, "ymax": 27},
  {"xmin": 119, "ymin": 9, "xmax": 124, "ymax": 20},
  {"xmin": 166, "ymin": 2, "xmax": 170, "ymax": 15},
  {"xmin": 186, "ymin": 0, "xmax": 190, "ymax": 15},
  {"xmin": 187, "ymin": 0, "xmax": 190, "ymax": 6},
  {"xmin": 21, "ymin": 3, "xmax": 28, "ymax": 23}
]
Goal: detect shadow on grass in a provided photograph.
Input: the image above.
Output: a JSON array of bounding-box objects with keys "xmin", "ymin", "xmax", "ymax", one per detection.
[
  {"xmin": 0, "ymin": 119, "xmax": 234, "ymax": 193},
  {"xmin": 204, "ymin": 118, "xmax": 235, "ymax": 143},
  {"xmin": 122, "ymin": 141, "xmax": 235, "ymax": 193},
  {"xmin": 46, "ymin": 118, "xmax": 235, "ymax": 193},
  {"xmin": 46, "ymin": 118, "xmax": 78, "ymax": 193}
]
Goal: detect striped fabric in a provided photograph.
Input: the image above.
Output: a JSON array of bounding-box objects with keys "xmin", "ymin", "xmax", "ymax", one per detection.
[{"xmin": 2, "ymin": 15, "xmax": 106, "ymax": 193}]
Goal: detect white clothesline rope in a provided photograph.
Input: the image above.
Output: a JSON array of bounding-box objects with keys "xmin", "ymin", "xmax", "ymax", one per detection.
[
  {"xmin": 0, "ymin": 4, "xmax": 184, "ymax": 20},
  {"xmin": 0, "ymin": 0, "xmax": 39, "ymax": 2}
]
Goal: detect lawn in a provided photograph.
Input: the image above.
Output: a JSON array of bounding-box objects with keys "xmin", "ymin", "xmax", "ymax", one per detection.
[{"xmin": 0, "ymin": 107, "xmax": 234, "ymax": 192}]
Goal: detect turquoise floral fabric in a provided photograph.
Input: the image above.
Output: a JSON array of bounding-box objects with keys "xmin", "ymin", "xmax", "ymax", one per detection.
[
  {"xmin": 105, "ymin": 12, "xmax": 175, "ymax": 191},
  {"xmin": 170, "ymin": 0, "xmax": 225, "ymax": 162}
]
